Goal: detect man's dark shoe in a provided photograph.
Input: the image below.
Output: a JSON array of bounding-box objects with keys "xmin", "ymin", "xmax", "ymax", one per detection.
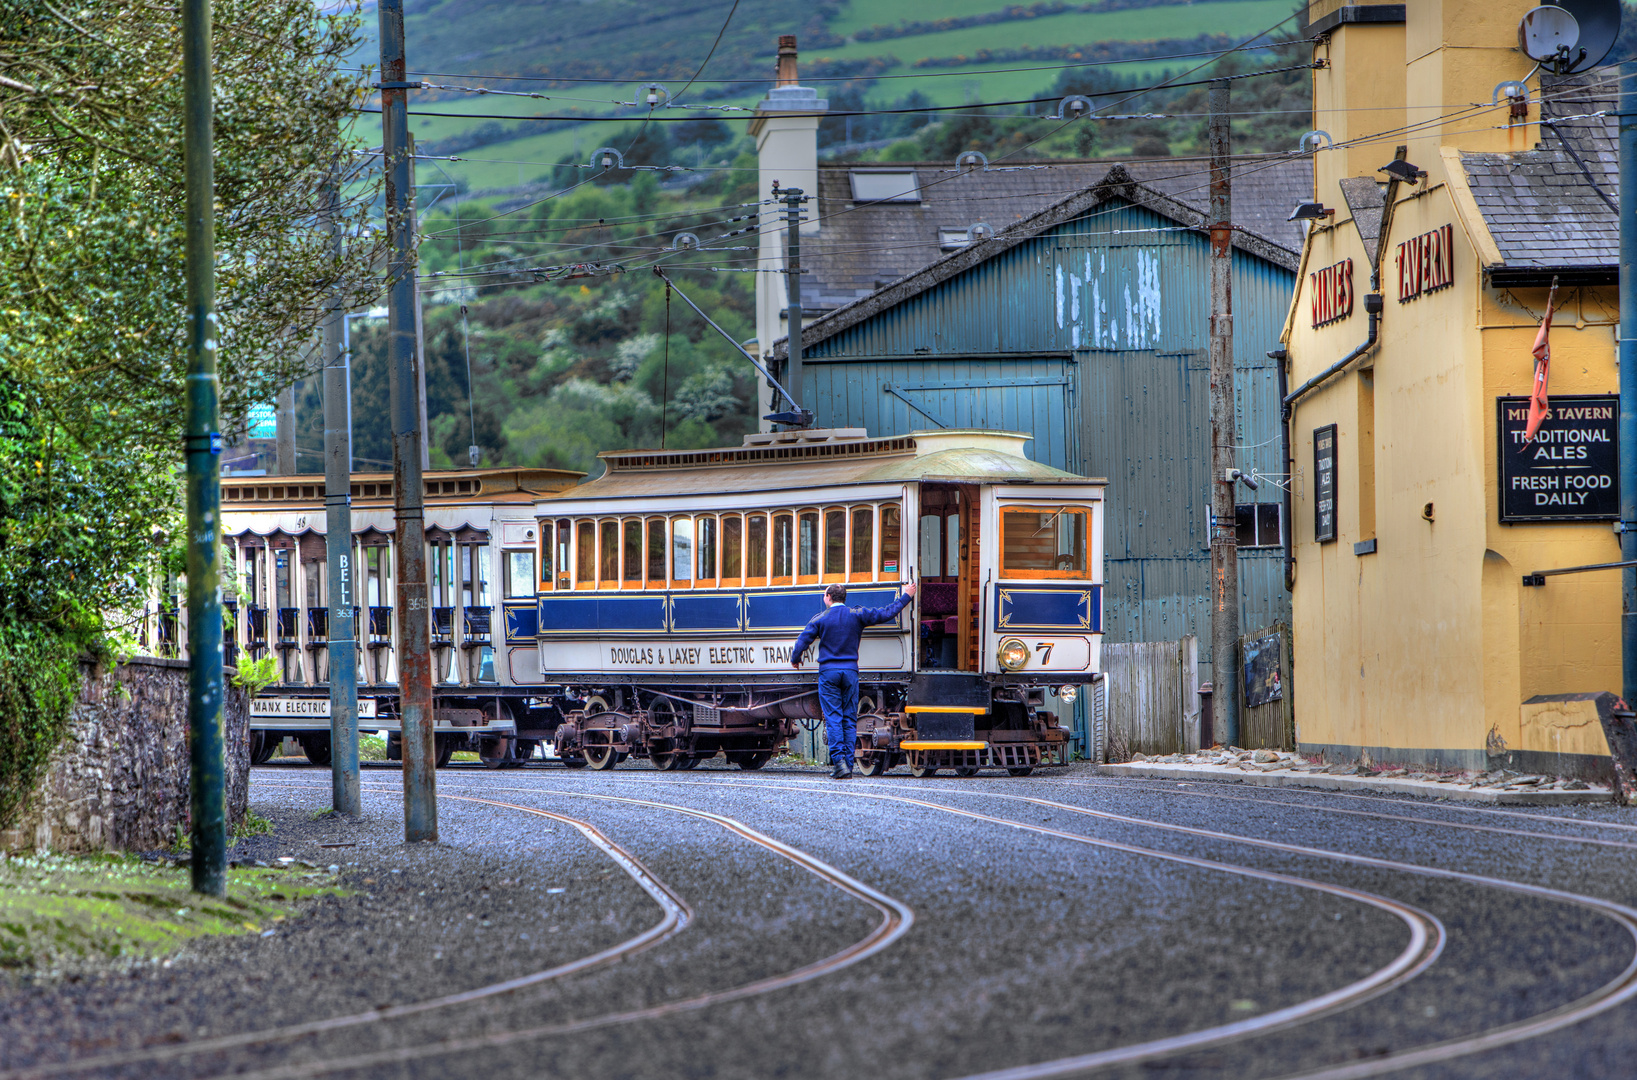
[{"xmin": 831, "ymin": 762, "xmax": 851, "ymax": 779}]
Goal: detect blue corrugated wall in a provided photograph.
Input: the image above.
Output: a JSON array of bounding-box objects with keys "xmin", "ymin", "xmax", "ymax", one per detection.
[{"xmin": 802, "ymin": 198, "xmax": 1294, "ymax": 673}]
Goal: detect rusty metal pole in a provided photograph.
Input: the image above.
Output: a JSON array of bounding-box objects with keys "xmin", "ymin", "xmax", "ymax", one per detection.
[
  {"xmin": 380, "ymin": 0, "xmax": 437, "ymax": 841},
  {"xmin": 1207, "ymin": 79, "xmax": 1241, "ymax": 748},
  {"xmin": 783, "ymin": 187, "xmax": 804, "ymax": 415}
]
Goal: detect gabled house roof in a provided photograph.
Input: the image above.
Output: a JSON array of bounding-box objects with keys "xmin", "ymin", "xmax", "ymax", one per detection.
[
  {"xmin": 1449, "ymin": 70, "xmax": 1618, "ymax": 287},
  {"xmin": 773, "ymin": 163, "xmax": 1303, "ymax": 360},
  {"xmin": 795, "ymin": 156, "xmax": 1312, "ymax": 317}
]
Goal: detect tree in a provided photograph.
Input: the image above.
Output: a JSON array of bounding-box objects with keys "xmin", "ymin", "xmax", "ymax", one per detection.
[{"xmin": 0, "ymin": 0, "xmax": 384, "ymax": 635}]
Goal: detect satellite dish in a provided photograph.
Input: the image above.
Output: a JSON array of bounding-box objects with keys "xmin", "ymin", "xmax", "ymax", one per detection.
[
  {"xmin": 1519, "ymin": 1, "xmax": 1621, "ymax": 73},
  {"xmin": 1519, "ymin": 5, "xmax": 1580, "ymax": 62}
]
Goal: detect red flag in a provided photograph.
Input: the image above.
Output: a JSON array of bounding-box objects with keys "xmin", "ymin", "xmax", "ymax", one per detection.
[{"xmin": 1522, "ymin": 279, "xmax": 1559, "ymax": 447}]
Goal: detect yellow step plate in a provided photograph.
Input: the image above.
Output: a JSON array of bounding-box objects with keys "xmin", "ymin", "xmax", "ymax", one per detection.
[
  {"xmin": 900, "ymin": 741, "xmax": 989, "ymax": 750},
  {"xmin": 904, "ymin": 705, "xmax": 990, "ymax": 715}
]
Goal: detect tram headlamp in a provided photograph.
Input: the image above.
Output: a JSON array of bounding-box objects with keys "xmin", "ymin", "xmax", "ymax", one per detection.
[
  {"xmin": 1058, "ymin": 684, "xmax": 1078, "ymax": 704},
  {"xmin": 997, "ymin": 638, "xmax": 1031, "ymax": 671}
]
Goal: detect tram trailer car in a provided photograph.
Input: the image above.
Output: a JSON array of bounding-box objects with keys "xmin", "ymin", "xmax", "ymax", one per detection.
[
  {"xmin": 220, "ymin": 466, "xmax": 582, "ymax": 767},
  {"xmin": 536, "ymin": 428, "xmax": 1106, "ymax": 776}
]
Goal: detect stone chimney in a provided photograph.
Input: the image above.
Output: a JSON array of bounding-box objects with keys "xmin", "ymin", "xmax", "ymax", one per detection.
[{"xmin": 749, "ymin": 34, "xmax": 827, "ymax": 421}]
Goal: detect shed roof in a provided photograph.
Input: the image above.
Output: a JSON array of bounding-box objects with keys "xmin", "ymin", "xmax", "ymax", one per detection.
[
  {"xmin": 795, "ymin": 157, "xmax": 1311, "ymax": 317},
  {"xmin": 775, "ymin": 163, "xmax": 1302, "ymax": 360},
  {"xmin": 1454, "ymin": 70, "xmax": 1618, "ymax": 285}
]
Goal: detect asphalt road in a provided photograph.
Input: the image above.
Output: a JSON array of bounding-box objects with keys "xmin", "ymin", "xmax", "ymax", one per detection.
[{"xmin": 4, "ymin": 760, "xmax": 1637, "ymax": 1080}]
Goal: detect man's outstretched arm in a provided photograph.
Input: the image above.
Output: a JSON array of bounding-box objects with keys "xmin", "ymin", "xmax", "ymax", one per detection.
[{"xmin": 856, "ymin": 582, "xmax": 918, "ymax": 626}]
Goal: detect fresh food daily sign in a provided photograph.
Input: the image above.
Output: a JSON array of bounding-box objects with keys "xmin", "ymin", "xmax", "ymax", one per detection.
[{"xmin": 1497, "ymin": 395, "xmax": 1618, "ymax": 522}]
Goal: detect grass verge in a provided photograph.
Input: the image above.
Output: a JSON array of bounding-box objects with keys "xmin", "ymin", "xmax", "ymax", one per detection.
[{"xmin": 0, "ymin": 852, "xmax": 347, "ymax": 976}]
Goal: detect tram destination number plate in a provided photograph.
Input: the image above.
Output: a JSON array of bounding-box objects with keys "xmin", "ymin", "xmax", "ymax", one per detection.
[{"xmin": 1497, "ymin": 394, "xmax": 1618, "ymax": 523}]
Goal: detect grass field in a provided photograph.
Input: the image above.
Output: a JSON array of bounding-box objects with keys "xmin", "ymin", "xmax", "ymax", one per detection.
[{"xmin": 827, "ymin": 0, "xmax": 1279, "ymax": 36}]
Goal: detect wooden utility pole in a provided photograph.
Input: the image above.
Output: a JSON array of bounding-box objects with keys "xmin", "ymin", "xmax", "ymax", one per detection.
[
  {"xmin": 1207, "ymin": 79, "xmax": 1241, "ymax": 748},
  {"xmin": 182, "ymin": 0, "xmax": 226, "ymax": 896},
  {"xmin": 380, "ymin": 0, "xmax": 437, "ymax": 841}
]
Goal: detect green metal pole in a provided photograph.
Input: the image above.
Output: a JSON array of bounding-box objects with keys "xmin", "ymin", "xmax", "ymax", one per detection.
[
  {"xmin": 183, "ymin": 0, "xmax": 226, "ymax": 897},
  {"xmin": 323, "ymin": 178, "xmax": 360, "ymax": 817}
]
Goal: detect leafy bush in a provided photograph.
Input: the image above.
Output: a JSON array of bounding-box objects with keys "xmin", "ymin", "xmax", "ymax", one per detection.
[
  {"xmin": 231, "ymin": 656, "xmax": 281, "ymax": 697},
  {"xmin": 0, "ymin": 624, "xmax": 81, "ymax": 832}
]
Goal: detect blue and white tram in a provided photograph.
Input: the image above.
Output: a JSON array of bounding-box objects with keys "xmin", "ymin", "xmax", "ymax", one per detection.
[
  {"xmin": 220, "ymin": 466, "xmax": 581, "ymax": 766},
  {"xmin": 536, "ymin": 428, "xmax": 1106, "ymax": 776}
]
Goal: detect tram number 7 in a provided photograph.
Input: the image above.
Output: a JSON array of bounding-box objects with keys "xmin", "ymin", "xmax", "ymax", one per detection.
[{"xmin": 1034, "ymin": 642, "xmax": 1053, "ymax": 664}]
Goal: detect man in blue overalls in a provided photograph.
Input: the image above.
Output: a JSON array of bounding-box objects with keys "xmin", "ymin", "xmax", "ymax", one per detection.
[{"xmin": 792, "ymin": 581, "xmax": 917, "ymax": 779}]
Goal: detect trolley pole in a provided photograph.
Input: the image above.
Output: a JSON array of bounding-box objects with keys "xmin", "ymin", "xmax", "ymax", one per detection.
[
  {"xmin": 1619, "ymin": 61, "xmax": 1637, "ymax": 705},
  {"xmin": 380, "ymin": 0, "xmax": 437, "ymax": 841},
  {"xmin": 1207, "ymin": 79, "xmax": 1241, "ymax": 748},
  {"xmin": 323, "ymin": 177, "xmax": 360, "ymax": 817},
  {"xmin": 783, "ymin": 187, "xmax": 804, "ymax": 414},
  {"xmin": 182, "ymin": 0, "xmax": 226, "ymax": 897}
]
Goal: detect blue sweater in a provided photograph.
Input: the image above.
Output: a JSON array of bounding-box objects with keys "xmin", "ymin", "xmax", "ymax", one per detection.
[{"xmin": 792, "ymin": 593, "xmax": 913, "ymax": 671}]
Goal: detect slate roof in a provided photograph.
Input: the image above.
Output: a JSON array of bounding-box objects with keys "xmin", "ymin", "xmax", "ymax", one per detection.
[
  {"xmin": 796, "ymin": 156, "xmax": 1312, "ymax": 315},
  {"xmin": 1457, "ymin": 70, "xmax": 1619, "ymax": 281},
  {"xmin": 774, "ymin": 163, "xmax": 1302, "ymax": 360}
]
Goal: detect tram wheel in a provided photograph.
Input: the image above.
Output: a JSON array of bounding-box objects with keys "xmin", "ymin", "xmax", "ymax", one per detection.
[
  {"xmin": 650, "ymin": 748, "xmax": 690, "ymax": 771},
  {"xmin": 732, "ymin": 751, "xmax": 774, "ymax": 771},
  {"xmin": 514, "ymin": 740, "xmax": 538, "ymax": 764},
  {"xmin": 299, "ymin": 734, "xmax": 332, "ymax": 768},
  {"xmin": 1006, "ymin": 766, "xmax": 1035, "ymax": 777},
  {"xmin": 250, "ymin": 732, "xmax": 278, "ymax": 766},
  {"xmin": 584, "ymin": 744, "xmax": 619, "ymax": 770},
  {"xmin": 434, "ymin": 734, "xmax": 456, "ymax": 768},
  {"xmin": 479, "ymin": 736, "xmax": 513, "ymax": 769},
  {"xmin": 561, "ymin": 753, "xmax": 589, "ymax": 769},
  {"xmin": 856, "ymin": 754, "xmax": 889, "ymax": 776},
  {"xmin": 681, "ymin": 754, "xmax": 704, "ymax": 770},
  {"xmin": 954, "ymin": 766, "xmax": 979, "ymax": 777},
  {"xmin": 910, "ymin": 763, "xmax": 938, "ymax": 778}
]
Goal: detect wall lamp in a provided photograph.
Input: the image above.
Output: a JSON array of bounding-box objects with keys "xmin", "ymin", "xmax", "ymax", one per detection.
[
  {"xmin": 1378, "ymin": 159, "xmax": 1426, "ymax": 184},
  {"xmin": 1288, "ymin": 202, "xmax": 1335, "ymax": 222}
]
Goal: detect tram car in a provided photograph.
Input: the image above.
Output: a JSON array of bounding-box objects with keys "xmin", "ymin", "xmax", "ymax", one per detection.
[
  {"xmin": 219, "ymin": 466, "xmax": 581, "ymax": 766},
  {"xmin": 535, "ymin": 428, "xmax": 1106, "ymax": 776}
]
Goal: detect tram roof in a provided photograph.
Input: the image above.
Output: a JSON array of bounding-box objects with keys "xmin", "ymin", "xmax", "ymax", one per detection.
[{"xmin": 548, "ymin": 430, "xmax": 1104, "ymax": 503}]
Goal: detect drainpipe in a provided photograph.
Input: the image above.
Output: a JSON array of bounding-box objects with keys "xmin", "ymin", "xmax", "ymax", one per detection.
[
  {"xmin": 1275, "ymin": 294, "xmax": 1382, "ymax": 589},
  {"xmin": 1620, "ymin": 61, "xmax": 1637, "ymax": 704}
]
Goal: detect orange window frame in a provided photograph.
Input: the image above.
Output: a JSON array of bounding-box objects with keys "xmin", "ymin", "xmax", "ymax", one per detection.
[
  {"xmin": 822, "ymin": 507, "xmax": 847, "ymax": 583},
  {"xmin": 538, "ymin": 521, "xmax": 554, "ymax": 591},
  {"xmin": 746, "ymin": 513, "xmax": 770, "ymax": 587},
  {"xmin": 998, "ymin": 505, "xmax": 1093, "ymax": 580},
  {"xmin": 879, "ymin": 504, "xmax": 902, "ymax": 579},
  {"xmin": 622, "ymin": 519, "xmax": 643, "ymax": 588},
  {"xmin": 770, "ymin": 512, "xmax": 794, "ymax": 586},
  {"xmin": 695, "ymin": 514, "xmax": 719, "ymax": 589},
  {"xmin": 574, "ymin": 520, "xmax": 596, "ymax": 590},
  {"xmin": 849, "ymin": 506, "xmax": 874, "ymax": 583},
  {"xmin": 720, "ymin": 514, "xmax": 744, "ymax": 587},
  {"xmin": 645, "ymin": 517, "xmax": 668, "ymax": 589},
  {"xmin": 796, "ymin": 509, "xmax": 821, "ymax": 585},
  {"xmin": 598, "ymin": 519, "xmax": 619, "ymax": 590}
]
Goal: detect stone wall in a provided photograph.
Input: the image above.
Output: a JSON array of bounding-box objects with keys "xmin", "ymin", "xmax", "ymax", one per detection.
[{"xmin": 0, "ymin": 657, "xmax": 250, "ymax": 853}]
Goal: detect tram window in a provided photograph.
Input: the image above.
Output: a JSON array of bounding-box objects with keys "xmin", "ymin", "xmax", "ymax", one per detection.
[
  {"xmin": 696, "ymin": 516, "xmax": 717, "ymax": 586},
  {"xmin": 771, "ymin": 513, "xmax": 793, "ymax": 583},
  {"xmin": 623, "ymin": 520, "xmax": 643, "ymax": 586},
  {"xmin": 275, "ymin": 550, "xmax": 294, "ymax": 610},
  {"xmin": 646, "ymin": 518, "xmax": 666, "ymax": 586},
  {"xmin": 919, "ymin": 515, "xmax": 942, "ymax": 577},
  {"xmin": 721, "ymin": 514, "xmax": 743, "ymax": 584},
  {"xmin": 880, "ymin": 505, "xmax": 901, "ymax": 578},
  {"xmin": 1000, "ymin": 506, "xmax": 1090, "ymax": 580},
  {"xmin": 798, "ymin": 511, "xmax": 820, "ymax": 581},
  {"xmin": 575, "ymin": 521, "xmax": 595, "ymax": 589},
  {"xmin": 304, "ymin": 558, "xmax": 324, "ymax": 608},
  {"xmin": 947, "ymin": 514, "xmax": 960, "ymax": 577},
  {"xmin": 850, "ymin": 507, "xmax": 873, "ymax": 582},
  {"xmin": 823, "ymin": 509, "xmax": 846, "ymax": 580},
  {"xmin": 538, "ymin": 523, "xmax": 553, "ymax": 591},
  {"xmin": 555, "ymin": 519, "xmax": 571, "ymax": 590},
  {"xmin": 671, "ymin": 518, "xmax": 693, "ymax": 584},
  {"xmin": 505, "ymin": 550, "xmax": 535, "ymax": 598},
  {"xmin": 599, "ymin": 520, "xmax": 619, "ymax": 587},
  {"xmin": 461, "ymin": 542, "xmax": 488, "ymax": 606},
  {"xmin": 747, "ymin": 514, "xmax": 769, "ymax": 586}
]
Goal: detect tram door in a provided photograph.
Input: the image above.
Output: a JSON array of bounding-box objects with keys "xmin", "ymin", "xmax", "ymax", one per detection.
[{"xmin": 917, "ymin": 484, "xmax": 980, "ymax": 671}]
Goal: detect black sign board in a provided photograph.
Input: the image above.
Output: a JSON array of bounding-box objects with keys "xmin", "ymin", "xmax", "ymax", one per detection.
[
  {"xmin": 1497, "ymin": 395, "xmax": 1619, "ymax": 522},
  {"xmin": 1314, "ymin": 424, "xmax": 1337, "ymax": 543}
]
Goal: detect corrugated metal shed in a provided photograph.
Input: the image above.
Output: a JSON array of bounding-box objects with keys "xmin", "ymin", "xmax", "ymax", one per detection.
[{"xmin": 797, "ymin": 190, "xmax": 1297, "ymax": 680}]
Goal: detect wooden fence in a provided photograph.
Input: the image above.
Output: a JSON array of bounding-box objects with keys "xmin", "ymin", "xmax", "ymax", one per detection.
[{"xmin": 1100, "ymin": 636, "xmax": 1200, "ymax": 760}]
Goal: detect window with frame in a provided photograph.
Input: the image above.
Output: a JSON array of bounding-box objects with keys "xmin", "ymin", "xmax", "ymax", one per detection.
[
  {"xmin": 504, "ymin": 550, "xmax": 535, "ymax": 598},
  {"xmin": 696, "ymin": 515, "xmax": 718, "ymax": 586},
  {"xmin": 538, "ymin": 523, "xmax": 553, "ymax": 590},
  {"xmin": 850, "ymin": 507, "xmax": 873, "ymax": 582},
  {"xmin": 771, "ymin": 513, "xmax": 794, "ymax": 583},
  {"xmin": 722, "ymin": 514, "xmax": 743, "ymax": 585},
  {"xmin": 575, "ymin": 521, "xmax": 596, "ymax": 589},
  {"xmin": 999, "ymin": 506, "xmax": 1090, "ymax": 580},
  {"xmin": 671, "ymin": 517, "xmax": 693, "ymax": 585},
  {"xmin": 646, "ymin": 518, "xmax": 667, "ymax": 586},
  {"xmin": 554, "ymin": 519, "xmax": 571, "ymax": 590},
  {"xmin": 880, "ymin": 505, "xmax": 901, "ymax": 578},
  {"xmin": 797, "ymin": 510, "xmax": 820, "ymax": 581},
  {"xmin": 1235, "ymin": 503, "xmax": 1284, "ymax": 548},
  {"xmin": 599, "ymin": 520, "xmax": 619, "ymax": 588},
  {"xmin": 748, "ymin": 514, "xmax": 770, "ymax": 585},
  {"xmin": 623, "ymin": 520, "xmax": 643, "ymax": 586},
  {"xmin": 823, "ymin": 508, "xmax": 846, "ymax": 580}
]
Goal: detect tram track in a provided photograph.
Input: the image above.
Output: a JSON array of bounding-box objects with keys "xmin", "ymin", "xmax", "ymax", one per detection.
[{"xmin": 529, "ymin": 773, "xmax": 1637, "ymax": 1080}]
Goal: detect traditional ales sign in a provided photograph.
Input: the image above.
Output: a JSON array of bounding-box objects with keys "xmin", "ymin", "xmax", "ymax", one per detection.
[
  {"xmin": 1497, "ymin": 394, "xmax": 1618, "ymax": 522},
  {"xmin": 1397, "ymin": 224, "xmax": 1455, "ymax": 302},
  {"xmin": 1310, "ymin": 258, "xmax": 1353, "ymax": 327},
  {"xmin": 1314, "ymin": 424, "xmax": 1337, "ymax": 543}
]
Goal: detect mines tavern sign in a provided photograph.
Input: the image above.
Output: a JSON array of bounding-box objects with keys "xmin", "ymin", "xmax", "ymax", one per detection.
[
  {"xmin": 1310, "ymin": 258, "xmax": 1353, "ymax": 328},
  {"xmin": 1497, "ymin": 395, "xmax": 1618, "ymax": 522}
]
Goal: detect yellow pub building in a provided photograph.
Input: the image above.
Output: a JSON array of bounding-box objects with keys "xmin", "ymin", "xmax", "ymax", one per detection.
[{"xmin": 1282, "ymin": 1, "xmax": 1627, "ymax": 777}]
